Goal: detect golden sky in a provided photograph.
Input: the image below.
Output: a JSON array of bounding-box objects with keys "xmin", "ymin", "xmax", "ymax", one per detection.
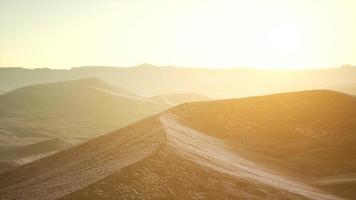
[{"xmin": 0, "ymin": 0, "xmax": 355, "ymax": 69}]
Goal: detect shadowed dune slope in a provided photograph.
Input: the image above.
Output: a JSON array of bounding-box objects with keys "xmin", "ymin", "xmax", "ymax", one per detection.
[
  {"xmin": 0, "ymin": 138, "xmax": 72, "ymax": 161},
  {"xmin": 0, "ymin": 162, "xmax": 18, "ymax": 174},
  {"xmin": 0, "ymin": 90, "xmax": 355, "ymax": 200}
]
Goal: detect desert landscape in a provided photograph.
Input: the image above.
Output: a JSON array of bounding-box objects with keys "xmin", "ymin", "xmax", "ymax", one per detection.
[
  {"xmin": 0, "ymin": 89, "xmax": 356, "ymax": 200},
  {"xmin": 1, "ymin": 0, "xmax": 356, "ymax": 199}
]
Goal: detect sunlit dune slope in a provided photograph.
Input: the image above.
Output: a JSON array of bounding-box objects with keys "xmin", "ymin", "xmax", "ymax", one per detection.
[
  {"xmin": 169, "ymin": 90, "xmax": 356, "ymax": 176},
  {"xmin": 0, "ymin": 90, "xmax": 355, "ymax": 200}
]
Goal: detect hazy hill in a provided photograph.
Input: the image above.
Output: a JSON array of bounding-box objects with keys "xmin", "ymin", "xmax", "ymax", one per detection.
[
  {"xmin": 1, "ymin": 90, "xmax": 355, "ymax": 200},
  {"xmin": 0, "ymin": 77, "xmax": 146, "ymax": 113},
  {"xmin": 1, "ymin": 65, "xmax": 356, "ymax": 98},
  {"xmin": 0, "ymin": 78, "xmax": 170, "ymax": 166}
]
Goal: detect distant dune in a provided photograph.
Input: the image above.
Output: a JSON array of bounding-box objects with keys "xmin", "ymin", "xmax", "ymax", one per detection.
[
  {"xmin": 0, "ymin": 78, "xmax": 170, "ymax": 166},
  {"xmin": 1, "ymin": 90, "xmax": 355, "ymax": 200},
  {"xmin": 0, "ymin": 77, "xmax": 151, "ymax": 113}
]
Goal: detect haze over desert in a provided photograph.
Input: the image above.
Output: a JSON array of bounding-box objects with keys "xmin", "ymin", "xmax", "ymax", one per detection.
[{"xmin": 1, "ymin": 0, "xmax": 356, "ymax": 199}]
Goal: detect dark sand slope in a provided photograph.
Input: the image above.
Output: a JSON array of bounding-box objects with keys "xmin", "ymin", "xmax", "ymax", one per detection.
[
  {"xmin": 1, "ymin": 90, "xmax": 355, "ymax": 200},
  {"xmin": 0, "ymin": 162, "xmax": 17, "ymax": 174},
  {"xmin": 0, "ymin": 138, "xmax": 72, "ymax": 162}
]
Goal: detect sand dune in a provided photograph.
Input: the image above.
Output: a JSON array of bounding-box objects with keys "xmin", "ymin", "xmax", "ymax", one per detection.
[
  {"xmin": 0, "ymin": 78, "xmax": 214, "ymax": 166},
  {"xmin": 0, "ymin": 77, "xmax": 153, "ymax": 113},
  {"xmin": 0, "ymin": 90, "xmax": 355, "ymax": 200},
  {"xmin": 160, "ymin": 114, "xmax": 344, "ymax": 200},
  {"xmin": 0, "ymin": 78, "xmax": 169, "ymax": 166}
]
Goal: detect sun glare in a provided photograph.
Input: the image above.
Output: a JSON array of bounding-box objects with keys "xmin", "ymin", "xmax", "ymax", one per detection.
[
  {"xmin": 170, "ymin": 1, "xmax": 314, "ymax": 69},
  {"xmin": 267, "ymin": 25, "xmax": 303, "ymax": 56},
  {"xmin": 0, "ymin": 0, "xmax": 355, "ymax": 69}
]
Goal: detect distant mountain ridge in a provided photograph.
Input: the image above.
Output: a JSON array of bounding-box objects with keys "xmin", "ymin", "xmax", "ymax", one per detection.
[{"xmin": 1, "ymin": 65, "xmax": 356, "ymax": 98}]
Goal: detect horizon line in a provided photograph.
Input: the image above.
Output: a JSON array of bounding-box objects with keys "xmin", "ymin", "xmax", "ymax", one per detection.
[{"xmin": 0, "ymin": 63, "xmax": 355, "ymax": 71}]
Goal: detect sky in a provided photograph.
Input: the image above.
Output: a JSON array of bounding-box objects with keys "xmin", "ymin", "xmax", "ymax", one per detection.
[{"xmin": 0, "ymin": 0, "xmax": 355, "ymax": 69}]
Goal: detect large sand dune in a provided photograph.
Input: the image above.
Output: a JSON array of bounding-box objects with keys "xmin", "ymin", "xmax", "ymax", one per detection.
[{"xmin": 0, "ymin": 90, "xmax": 355, "ymax": 200}]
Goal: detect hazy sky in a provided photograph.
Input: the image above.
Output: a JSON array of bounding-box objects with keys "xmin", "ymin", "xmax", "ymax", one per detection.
[{"xmin": 0, "ymin": 0, "xmax": 355, "ymax": 69}]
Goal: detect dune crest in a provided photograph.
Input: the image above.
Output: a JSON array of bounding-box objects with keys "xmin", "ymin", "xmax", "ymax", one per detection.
[{"xmin": 1, "ymin": 90, "xmax": 356, "ymax": 200}]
